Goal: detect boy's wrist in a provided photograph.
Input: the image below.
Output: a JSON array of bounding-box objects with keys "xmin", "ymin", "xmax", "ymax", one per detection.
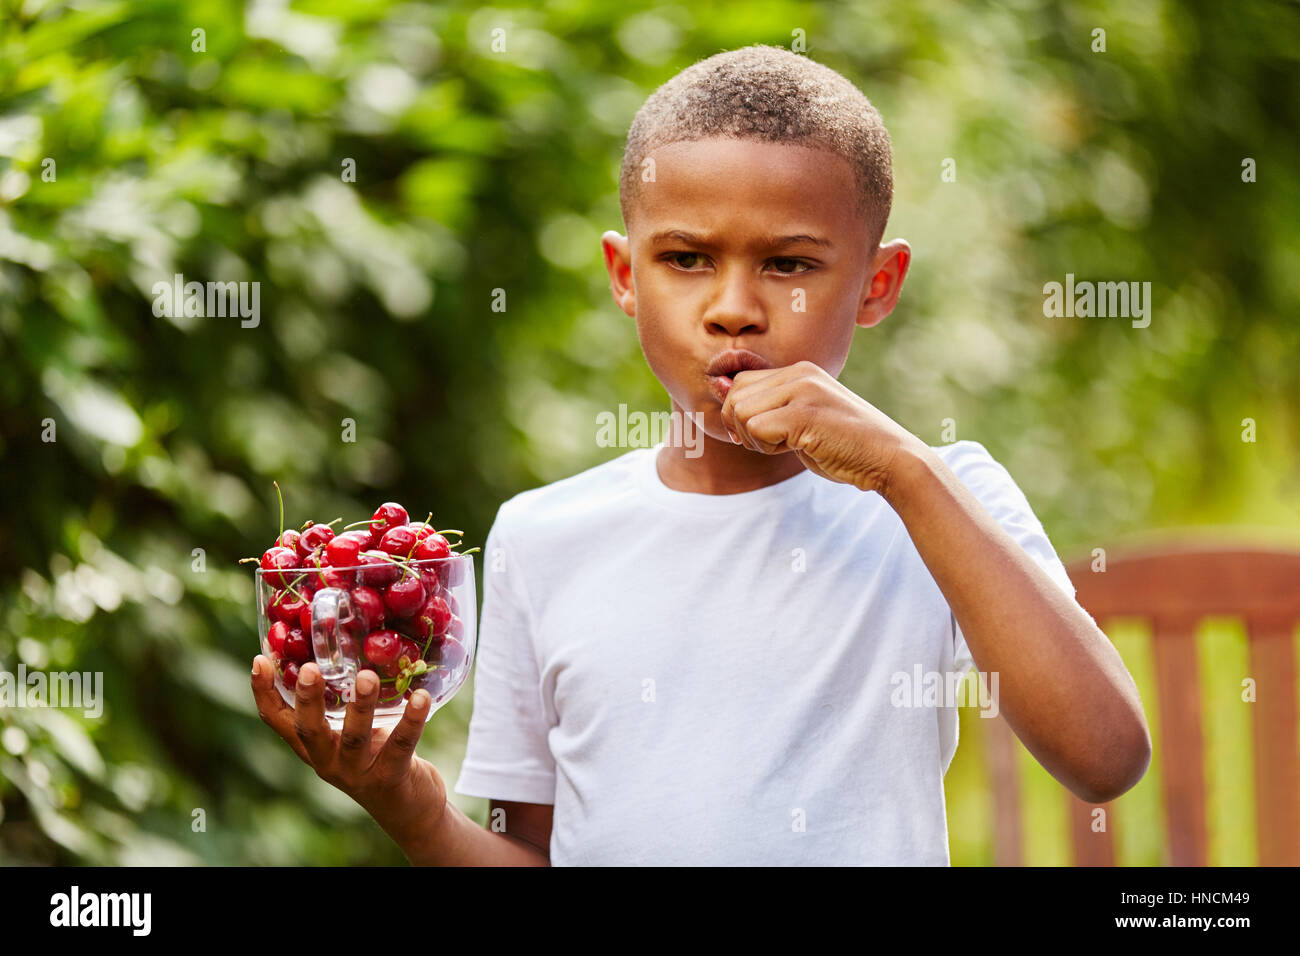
[{"xmin": 875, "ymin": 433, "xmax": 939, "ymax": 510}]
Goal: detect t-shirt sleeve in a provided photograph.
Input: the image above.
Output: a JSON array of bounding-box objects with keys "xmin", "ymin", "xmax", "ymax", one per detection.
[
  {"xmin": 451, "ymin": 505, "xmax": 557, "ymax": 804},
  {"xmin": 941, "ymin": 441, "xmax": 1078, "ymax": 678}
]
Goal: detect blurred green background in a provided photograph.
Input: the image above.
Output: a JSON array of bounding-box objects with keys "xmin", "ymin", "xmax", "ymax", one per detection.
[{"xmin": 1, "ymin": 0, "xmax": 1297, "ymax": 864}]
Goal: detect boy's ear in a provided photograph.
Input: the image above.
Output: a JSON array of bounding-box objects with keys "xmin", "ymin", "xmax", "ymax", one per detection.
[
  {"xmin": 601, "ymin": 230, "xmax": 635, "ymax": 318},
  {"xmin": 856, "ymin": 238, "xmax": 911, "ymax": 329}
]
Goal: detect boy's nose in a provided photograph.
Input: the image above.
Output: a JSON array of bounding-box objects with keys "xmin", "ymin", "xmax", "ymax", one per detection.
[{"xmin": 702, "ymin": 276, "xmax": 768, "ymax": 337}]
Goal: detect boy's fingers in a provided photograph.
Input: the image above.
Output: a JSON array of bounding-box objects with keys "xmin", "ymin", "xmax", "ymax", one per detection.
[
  {"xmin": 251, "ymin": 656, "xmax": 312, "ymax": 763},
  {"xmin": 374, "ymin": 690, "xmax": 429, "ymax": 780},
  {"xmin": 293, "ymin": 663, "xmax": 335, "ymax": 767},
  {"xmin": 338, "ymin": 669, "xmax": 380, "ymax": 777}
]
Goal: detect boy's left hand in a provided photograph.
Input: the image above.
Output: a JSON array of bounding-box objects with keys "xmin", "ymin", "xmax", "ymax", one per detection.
[{"xmin": 719, "ymin": 360, "xmax": 920, "ymax": 496}]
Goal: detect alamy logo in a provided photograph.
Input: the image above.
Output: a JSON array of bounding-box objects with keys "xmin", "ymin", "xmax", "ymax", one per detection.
[
  {"xmin": 0, "ymin": 666, "xmax": 103, "ymax": 718},
  {"xmin": 890, "ymin": 665, "xmax": 1000, "ymax": 717},
  {"xmin": 152, "ymin": 273, "xmax": 260, "ymax": 327},
  {"xmin": 50, "ymin": 886, "xmax": 151, "ymax": 936},
  {"xmin": 1042, "ymin": 273, "xmax": 1151, "ymax": 328},
  {"xmin": 595, "ymin": 404, "xmax": 706, "ymax": 458}
]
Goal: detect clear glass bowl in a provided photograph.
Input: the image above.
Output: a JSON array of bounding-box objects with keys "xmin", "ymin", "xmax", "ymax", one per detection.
[{"xmin": 254, "ymin": 554, "xmax": 476, "ymax": 728}]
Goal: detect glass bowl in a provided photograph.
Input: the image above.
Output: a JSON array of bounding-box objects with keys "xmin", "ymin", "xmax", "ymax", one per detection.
[{"xmin": 255, "ymin": 553, "xmax": 476, "ymax": 729}]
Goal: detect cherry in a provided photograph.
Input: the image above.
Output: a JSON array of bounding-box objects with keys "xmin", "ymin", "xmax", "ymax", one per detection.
[
  {"xmin": 436, "ymin": 636, "xmax": 466, "ymax": 673},
  {"xmin": 270, "ymin": 589, "xmax": 309, "ymax": 625},
  {"xmin": 363, "ymin": 630, "xmax": 402, "ymax": 668},
  {"xmin": 305, "ymin": 551, "xmax": 354, "ymax": 589},
  {"xmin": 357, "ymin": 550, "xmax": 400, "ymax": 589},
  {"xmin": 384, "ymin": 573, "xmax": 426, "ymax": 619},
  {"xmin": 283, "ymin": 627, "xmax": 311, "ymax": 664},
  {"xmin": 267, "ymin": 621, "xmax": 289, "ymax": 655},
  {"xmin": 442, "ymin": 591, "xmax": 459, "ymax": 617},
  {"xmin": 276, "ymin": 529, "xmax": 302, "ymax": 553},
  {"xmin": 414, "ymin": 534, "xmax": 451, "ymax": 562},
  {"xmin": 259, "ymin": 547, "xmax": 300, "ymax": 588},
  {"xmin": 325, "ymin": 530, "xmax": 369, "ymax": 568},
  {"xmin": 378, "ymin": 525, "xmax": 419, "ymax": 558},
  {"xmin": 370, "ymin": 502, "xmax": 409, "ymax": 539},
  {"xmin": 406, "ymin": 521, "xmax": 436, "ymax": 543},
  {"xmin": 413, "ymin": 562, "xmax": 442, "ymax": 598},
  {"xmin": 299, "ymin": 522, "xmax": 336, "ymax": 557},
  {"xmin": 283, "ymin": 662, "xmax": 300, "ymax": 689},
  {"xmin": 350, "ymin": 586, "xmax": 385, "ymax": 634},
  {"xmin": 413, "ymin": 593, "xmax": 451, "ymax": 640},
  {"xmin": 447, "ymin": 613, "xmax": 464, "ymax": 641},
  {"xmin": 397, "ymin": 637, "xmax": 422, "ymax": 668}
]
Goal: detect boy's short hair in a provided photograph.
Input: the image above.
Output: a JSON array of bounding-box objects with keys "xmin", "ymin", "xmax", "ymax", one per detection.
[{"xmin": 620, "ymin": 44, "xmax": 894, "ymax": 247}]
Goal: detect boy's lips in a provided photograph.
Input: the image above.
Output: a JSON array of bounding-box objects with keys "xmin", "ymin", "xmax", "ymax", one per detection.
[{"xmin": 706, "ymin": 348, "xmax": 772, "ymax": 402}]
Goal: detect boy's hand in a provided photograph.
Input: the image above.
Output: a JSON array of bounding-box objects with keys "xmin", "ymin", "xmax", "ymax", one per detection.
[
  {"xmin": 719, "ymin": 360, "xmax": 920, "ymax": 496},
  {"xmin": 251, "ymin": 656, "xmax": 448, "ymax": 844}
]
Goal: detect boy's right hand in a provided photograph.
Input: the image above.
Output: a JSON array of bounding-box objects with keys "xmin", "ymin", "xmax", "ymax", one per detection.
[{"xmin": 250, "ymin": 656, "xmax": 448, "ymax": 844}]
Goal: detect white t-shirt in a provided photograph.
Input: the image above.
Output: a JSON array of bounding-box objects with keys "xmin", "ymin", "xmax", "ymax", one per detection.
[{"xmin": 453, "ymin": 440, "xmax": 1077, "ymax": 865}]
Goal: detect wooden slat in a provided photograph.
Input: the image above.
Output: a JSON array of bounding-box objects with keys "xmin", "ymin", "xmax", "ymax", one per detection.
[
  {"xmin": 1068, "ymin": 548, "xmax": 1300, "ymax": 621},
  {"xmin": 984, "ymin": 711, "xmax": 1023, "ymax": 866},
  {"xmin": 1245, "ymin": 609, "xmax": 1300, "ymax": 865},
  {"xmin": 1067, "ymin": 793, "xmax": 1116, "ymax": 866},
  {"xmin": 1150, "ymin": 611, "xmax": 1208, "ymax": 865}
]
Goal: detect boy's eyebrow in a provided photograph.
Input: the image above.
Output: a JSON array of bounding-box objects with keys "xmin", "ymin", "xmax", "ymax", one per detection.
[{"xmin": 648, "ymin": 229, "xmax": 834, "ymax": 250}]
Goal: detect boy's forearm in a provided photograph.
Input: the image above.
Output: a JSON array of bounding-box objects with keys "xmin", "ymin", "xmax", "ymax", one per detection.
[
  {"xmin": 880, "ymin": 437, "xmax": 1151, "ymax": 803},
  {"xmin": 383, "ymin": 798, "xmax": 550, "ymax": 866}
]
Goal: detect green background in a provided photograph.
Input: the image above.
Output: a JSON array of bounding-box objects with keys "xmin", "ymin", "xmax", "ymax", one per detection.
[{"xmin": 1, "ymin": 0, "xmax": 1297, "ymax": 864}]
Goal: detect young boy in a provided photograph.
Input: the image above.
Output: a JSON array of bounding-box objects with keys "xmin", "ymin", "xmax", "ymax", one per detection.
[{"xmin": 252, "ymin": 44, "xmax": 1150, "ymax": 865}]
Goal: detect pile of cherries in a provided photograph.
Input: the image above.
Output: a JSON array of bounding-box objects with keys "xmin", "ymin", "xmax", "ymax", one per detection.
[{"xmin": 248, "ymin": 498, "xmax": 475, "ymax": 707}]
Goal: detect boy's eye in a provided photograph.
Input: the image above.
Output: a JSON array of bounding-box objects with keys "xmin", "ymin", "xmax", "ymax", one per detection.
[
  {"xmin": 770, "ymin": 257, "xmax": 811, "ymax": 274},
  {"xmin": 661, "ymin": 253, "xmax": 813, "ymax": 274}
]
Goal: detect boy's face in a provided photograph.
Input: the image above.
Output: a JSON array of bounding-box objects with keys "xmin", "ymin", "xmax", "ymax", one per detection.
[{"xmin": 602, "ymin": 136, "xmax": 910, "ymax": 447}]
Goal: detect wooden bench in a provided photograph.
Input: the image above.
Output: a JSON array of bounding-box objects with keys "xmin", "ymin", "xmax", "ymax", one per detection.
[{"xmin": 983, "ymin": 545, "xmax": 1300, "ymax": 865}]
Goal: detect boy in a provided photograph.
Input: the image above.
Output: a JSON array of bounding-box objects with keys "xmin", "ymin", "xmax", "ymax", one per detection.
[{"xmin": 251, "ymin": 44, "xmax": 1150, "ymax": 865}]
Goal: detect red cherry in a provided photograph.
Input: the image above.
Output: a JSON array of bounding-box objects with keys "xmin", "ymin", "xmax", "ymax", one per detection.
[
  {"xmin": 406, "ymin": 521, "xmax": 436, "ymax": 543},
  {"xmin": 267, "ymin": 621, "xmax": 289, "ymax": 655},
  {"xmin": 350, "ymin": 586, "xmax": 385, "ymax": 634},
  {"xmin": 370, "ymin": 503, "xmax": 409, "ymax": 539},
  {"xmin": 447, "ymin": 613, "xmax": 464, "ymax": 641},
  {"xmin": 283, "ymin": 627, "xmax": 311, "ymax": 664},
  {"xmin": 299, "ymin": 523, "xmax": 336, "ymax": 556},
  {"xmin": 436, "ymin": 636, "xmax": 466, "ymax": 673},
  {"xmin": 357, "ymin": 550, "xmax": 400, "ymax": 589},
  {"xmin": 283, "ymin": 662, "xmax": 300, "ymax": 689},
  {"xmin": 414, "ymin": 594, "xmax": 451, "ymax": 640},
  {"xmin": 276, "ymin": 529, "xmax": 301, "ymax": 553},
  {"xmin": 378, "ymin": 525, "xmax": 419, "ymax": 558},
  {"xmin": 259, "ymin": 547, "xmax": 300, "ymax": 588},
  {"xmin": 270, "ymin": 589, "xmax": 308, "ymax": 625},
  {"xmin": 305, "ymin": 551, "xmax": 354, "ymax": 589},
  {"xmin": 397, "ymin": 637, "xmax": 422, "ymax": 667},
  {"xmin": 416, "ymin": 564, "xmax": 442, "ymax": 599},
  {"xmin": 384, "ymin": 574, "xmax": 426, "ymax": 619},
  {"xmin": 325, "ymin": 530, "xmax": 369, "ymax": 568},
  {"xmin": 363, "ymin": 630, "xmax": 402, "ymax": 668},
  {"xmin": 442, "ymin": 591, "xmax": 459, "ymax": 617},
  {"xmin": 414, "ymin": 534, "xmax": 451, "ymax": 562}
]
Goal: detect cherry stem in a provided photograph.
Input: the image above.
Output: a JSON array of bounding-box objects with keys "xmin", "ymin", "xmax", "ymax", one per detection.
[
  {"xmin": 274, "ymin": 480, "xmax": 284, "ymax": 540},
  {"xmin": 439, "ymin": 529, "xmax": 464, "ymax": 537},
  {"xmin": 282, "ymin": 578, "xmax": 309, "ymax": 602},
  {"xmin": 342, "ymin": 519, "xmax": 375, "ymax": 531},
  {"xmin": 456, "ymin": 547, "xmax": 481, "ymax": 556},
  {"xmin": 300, "ymin": 519, "xmax": 313, "ymax": 531},
  {"xmin": 238, "ymin": 557, "xmax": 259, "ymax": 564},
  {"xmin": 325, "ymin": 517, "xmax": 343, "ymax": 528}
]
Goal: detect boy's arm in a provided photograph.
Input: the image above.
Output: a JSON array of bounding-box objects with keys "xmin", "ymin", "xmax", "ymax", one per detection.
[
  {"xmin": 720, "ymin": 361, "xmax": 1152, "ymax": 804},
  {"xmin": 395, "ymin": 798, "xmax": 551, "ymax": 866},
  {"xmin": 879, "ymin": 438, "xmax": 1151, "ymax": 803}
]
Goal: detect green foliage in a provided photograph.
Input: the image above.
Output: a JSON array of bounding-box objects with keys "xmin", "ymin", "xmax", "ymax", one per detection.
[{"xmin": 0, "ymin": 0, "xmax": 1297, "ymax": 863}]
